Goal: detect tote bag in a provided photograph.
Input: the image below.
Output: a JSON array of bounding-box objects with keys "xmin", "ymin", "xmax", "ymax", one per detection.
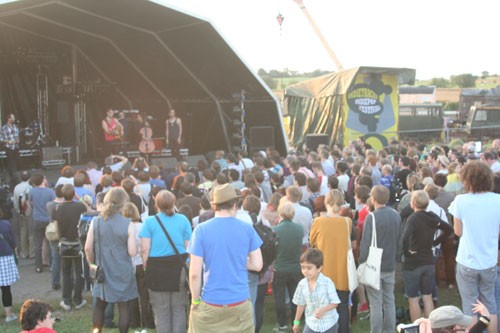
[
  {"xmin": 357, "ymin": 212, "xmax": 383, "ymax": 290},
  {"xmin": 346, "ymin": 218, "xmax": 359, "ymax": 292}
]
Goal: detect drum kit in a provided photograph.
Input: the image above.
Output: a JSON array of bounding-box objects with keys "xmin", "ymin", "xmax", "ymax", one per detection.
[{"xmin": 19, "ymin": 120, "xmax": 48, "ymax": 148}]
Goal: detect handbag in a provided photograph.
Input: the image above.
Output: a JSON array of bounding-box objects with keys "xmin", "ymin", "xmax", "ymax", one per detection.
[
  {"xmin": 45, "ymin": 205, "xmax": 60, "ymax": 242},
  {"xmin": 345, "ymin": 218, "xmax": 359, "ymax": 292},
  {"xmin": 89, "ymin": 218, "xmax": 104, "ymax": 283},
  {"xmin": 357, "ymin": 212, "xmax": 383, "ymax": 290},
  {"xmin": 59, "ymin": 238, "xmax": 82, "ymax": 258},
  {"xmin": 153, "ymin": 215, "xmax": 190, "ymax": 287}
]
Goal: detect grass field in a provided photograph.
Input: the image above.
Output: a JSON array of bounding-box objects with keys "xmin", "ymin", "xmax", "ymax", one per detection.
[{"xmin": 0, "ymin": 274, "xmax": 462, "ymax": 333}]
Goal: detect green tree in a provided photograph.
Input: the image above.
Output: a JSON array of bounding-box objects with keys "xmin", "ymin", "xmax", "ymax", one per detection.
[
  {"xmin": 261, "ymin": 76, "xmax": 277, "ymax": 89},
  {"xmin": 430, "ymin": 77, "xmax": 450, "ymax": 88},
  {"xmin": 257, "ymin": 68, "xmax": 268, "ymax": 76},
  {"xmin": 450, "ymin": 73, "xmax": 477, "ymax": 88}
]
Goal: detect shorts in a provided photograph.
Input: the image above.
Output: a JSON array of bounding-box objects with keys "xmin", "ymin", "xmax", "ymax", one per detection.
[
  {"xmin": 403, "ymin": 264, "xmax": 435, "ymax": 298},
  {"xmin": 456, "ymin": 263, "xmax": 497, "ymax": 315}
]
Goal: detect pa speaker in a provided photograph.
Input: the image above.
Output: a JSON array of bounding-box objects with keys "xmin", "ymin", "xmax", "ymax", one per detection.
[
  {"xmin": 305, "ymin": 134, "xmax": 329, "ymax": 151},
  {"xmin": 186, "ymin": 155, "xmax": 208, "ymax": 168},
  {"xmin": 249, "ymin": 126, "xmax": 275, "ymax": 152},
  {"xmin": 151, "ymin": 157, "xmax": 177, "ymax": 170}
]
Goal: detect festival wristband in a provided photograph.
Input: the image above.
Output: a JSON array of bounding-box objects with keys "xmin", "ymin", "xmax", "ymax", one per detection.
[
  {"xmin": 192, "ymin": 298, "xmax": 201, "ymax": 305},
  {"xmin": 479, "ymin": 316, "xmax": 490, "ymax": 325},
  {"xmin": 293, "ymin": 320, "xmax": 300, "ymax": 326}
]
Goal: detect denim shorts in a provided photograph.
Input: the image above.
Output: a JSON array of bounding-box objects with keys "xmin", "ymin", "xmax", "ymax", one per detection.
[
  {"xmin": 403, "ymin": 264, "xmax": 435, "ymax": 298},
  {"xmin": 456, "ymin": 263, "xmax": 497, "ymax": 315}
]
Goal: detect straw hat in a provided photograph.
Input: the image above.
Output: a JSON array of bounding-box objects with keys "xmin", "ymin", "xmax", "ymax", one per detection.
[{"xmin": 211, "ymin": 184, "xmax": 241, "ymax": 205}]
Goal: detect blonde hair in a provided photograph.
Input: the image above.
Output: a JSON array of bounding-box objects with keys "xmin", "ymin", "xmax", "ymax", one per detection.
[
  {"xmin": 411, "ymin": 190, "xmax": 429, "ymax": 210},
  {"xmin": 102, "ymin": 187, "xmax": 129, "ymax": 220},
  {"xmin": 448, "ymin": 162, "xmax": 459, "ymax": 175},
  {"xmin": 122, "ymin": 202, "xmax": 140, "ymax": 222},
  {"xmin": 324, "ymin": 189, "xmax": 344, "ymax": 213},
  {"xmin": 278, "ymin": 201, "xmax": 295, "ymax": 220}
]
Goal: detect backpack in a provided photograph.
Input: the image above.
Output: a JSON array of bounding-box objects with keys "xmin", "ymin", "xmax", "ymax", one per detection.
[
  {"xmin": 250, "ymin": 213, "xmax": 279, "ymax": 275},
  {"xmin": 389, "ymin": 178, "xmax": 405, "ymax": 207},
  {"xmin": 18, "ymin": 185, "xmax": 33, "ymax": 216},
  {"xmin": 78, "ymin": 212, "xmax": 99, "ymax": 242}
]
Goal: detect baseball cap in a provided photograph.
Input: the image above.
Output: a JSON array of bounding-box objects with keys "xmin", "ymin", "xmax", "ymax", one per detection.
[{"xmin": 429, "ymin": 306, "xmax": 472, "ymax": 328}]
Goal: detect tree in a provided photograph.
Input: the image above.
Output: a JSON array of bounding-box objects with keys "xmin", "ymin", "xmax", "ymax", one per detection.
[
  {"xmin": 430, "ymin": 77, "xmax": 450, "ymax": 88},
  {"xmin": 261, "ymin": 76, "xmax": 277, "ymax": 89},
  {"xmin": 450, "ymin": 74, "xmax": 477, "ymax": 88},
  {"xmin": 481, "ymin": 71, "xmax": 489, "ymax": 79},
  {"xmin": 257, "ymin": 68, "xmax": 268, "ymax": 76}
]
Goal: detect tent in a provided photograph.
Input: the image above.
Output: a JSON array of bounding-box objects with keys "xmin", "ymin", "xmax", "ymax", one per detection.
[
  {"xmin": 284, "ymin": 66, "xmax": 415, "ymax": 150},
  {"xmin": 0, "ymin": 0, "xmax": 287, "ymax": 159}
]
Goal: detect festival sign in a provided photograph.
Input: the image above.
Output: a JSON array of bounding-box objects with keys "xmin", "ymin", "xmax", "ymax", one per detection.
[{"xmin": 343, "ymin": 73, "xmax": 399, "ymax": 150}]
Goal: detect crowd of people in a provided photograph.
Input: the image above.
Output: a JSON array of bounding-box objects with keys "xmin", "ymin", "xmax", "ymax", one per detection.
[{"xmin": 0, "ymin": 137, "xmax": 500, "ymax": 333}]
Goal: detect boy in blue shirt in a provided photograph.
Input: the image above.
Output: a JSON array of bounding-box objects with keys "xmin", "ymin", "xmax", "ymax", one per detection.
[{"xmin": 293, "ymin": 248, "xmax": 340, "ymax": 333}]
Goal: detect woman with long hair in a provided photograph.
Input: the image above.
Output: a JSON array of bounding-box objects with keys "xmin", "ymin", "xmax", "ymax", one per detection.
[
  {"xmin": 310, "ymin": 189, "xmax": 355, "ymax": 333},
  {"xmin": 84, "ymin": 187, "xmax": 138, "ymax": 333}
]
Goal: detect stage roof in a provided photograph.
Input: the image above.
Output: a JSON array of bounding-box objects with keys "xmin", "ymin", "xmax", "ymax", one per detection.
[{"xmin": 0, "ymin": 0, "xmax": 287, "ymax": 154}]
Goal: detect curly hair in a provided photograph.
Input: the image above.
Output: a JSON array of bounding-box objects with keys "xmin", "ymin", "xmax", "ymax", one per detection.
[
  {"xmin": 20, "ymin": 299, "xmax": 52, "ymax": 330},
  {"xmin": 460, "ymin": 160, "xmax": 493, "ymax": 193}
]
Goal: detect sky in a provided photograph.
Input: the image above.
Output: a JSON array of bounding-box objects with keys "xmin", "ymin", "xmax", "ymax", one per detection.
[
  {"xmin": 160, "ymin": 0, "xmax": 500, "ymax": 80},
  {"xmin": 0, "ymin": 0, "xmax": 498, "ymax": 80}
]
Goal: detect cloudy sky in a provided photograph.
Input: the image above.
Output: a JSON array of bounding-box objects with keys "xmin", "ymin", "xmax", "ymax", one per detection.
[{"xmin": 161, "ymin": 0, "xmax": 500, "ymax": 80}]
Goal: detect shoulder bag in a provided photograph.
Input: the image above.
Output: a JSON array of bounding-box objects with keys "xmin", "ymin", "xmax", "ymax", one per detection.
[
  {"xmin": 357, "ymin": 212, "xmax": 383, "ymax": 290},
  {"xmin": 89, "ymin": 217, "xmax": 104, "ymax": 283},
  {"xmin": 154, "ymin": 214, "xmax": 190, "ymax": 287},
  {"xmin": 345, "ymin": 217, "xmax": 359, "ymax": 292},
  {"xmin": 45, "ymin": 205, "xmax": 60, "ymax": 242}
]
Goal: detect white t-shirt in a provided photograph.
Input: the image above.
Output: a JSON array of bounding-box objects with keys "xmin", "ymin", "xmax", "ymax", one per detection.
[
  {"xmin": 337, "ymin": 174, "xmax": 350, "ymax": 193},
  {"xmin": 449, "ymin": 192, "xmax": 500, "ymax": 270},
  {"xmin": 55, "ymin": 176, "xmax": 74, "ymax": 187},
  {"xmin": 292, "ymin": 202, "xmax": 312, "ymax": 245},
  {"xmin": 132, "ymin": 222, "xmax": 143, "ymax": 266}
]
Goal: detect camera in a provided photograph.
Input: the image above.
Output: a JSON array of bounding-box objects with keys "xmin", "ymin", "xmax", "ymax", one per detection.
[{"xmin": 397, "ymin": 323, "xmax": 419, "ymax": 333}]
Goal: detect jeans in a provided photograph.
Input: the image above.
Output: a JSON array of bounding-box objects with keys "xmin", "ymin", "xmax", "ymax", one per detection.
[
  {"xmin": 495, "ymin": 266, "xmax": 500, "ymax": 333},
  {"xmin": 273, "ymin": 270, "xmax": 302, "ymax": 327},
  {"xmin": 34, "ymin": 221, "xmax": 49, "ymax": 270},
  {"xmin": 456, "ymin": 263, "xmax": 497, "ymax": 314},
  {"xmin": 61, "ymin": 256, "xmax": 84, "ymax": 306},
  {"xmin": 336, "ymin": 290, "xmax": 350, "ymax": 333},
  {"xmin": 19, "ymin": 215, "xmax": 34, "ymax": 258},
  {"xmin": 49, "ymin": 241, "xmax": 61, "ymax": 287},
  {"xmin": 255, "ymin": 283, "xmax": 267, "ymax": 333},
  {"xmin": 366, "ymin": 271, "xmax": 396, "ymax": 333},
  {"xmin": 149, "ymin": 268, "xmax": 186, "ymax": 333},
  {"xmin": 248, "ymin": 271, "xmax": 259, "ymax": 312}
]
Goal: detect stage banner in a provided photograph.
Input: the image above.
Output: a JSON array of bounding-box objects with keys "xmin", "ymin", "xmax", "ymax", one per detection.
[{"xmin": 343, "ymin": 73, "xmax": 399, "ymax": 150}]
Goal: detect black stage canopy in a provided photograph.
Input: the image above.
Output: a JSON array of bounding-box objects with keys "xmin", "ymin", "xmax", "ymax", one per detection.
[{"xmin": 0, "ymin": 0, "xmax": 287, "ymax": 157}]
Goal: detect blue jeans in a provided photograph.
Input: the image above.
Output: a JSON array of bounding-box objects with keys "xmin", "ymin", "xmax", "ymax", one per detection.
[
  {"xmin": 366, "ymin": 271, "xmax": 396, "ymax": 333},
  {"xmin": 456, "ymin": 263, "xmax": 497, "ymax": 315},
  {"xmin": 49, "ymin": 241, "xmax": 60, "ymax": 287},
  {"xmin": 495, "ymin": 266, "xmax": 500, "ymax": 333}
]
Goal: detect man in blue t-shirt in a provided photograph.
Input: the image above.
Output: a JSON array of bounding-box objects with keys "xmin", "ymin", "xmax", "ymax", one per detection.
[{"xmin": 187, "ymin": 184, "xmax": 262, "ymax": 333}]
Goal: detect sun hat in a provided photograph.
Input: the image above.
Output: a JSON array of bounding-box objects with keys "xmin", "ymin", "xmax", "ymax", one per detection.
[
  {"xmin": 211, "ymin": 184, "xmax": 241, "ymax": 205},
  {"xmin": 429, "ymin": 305, "xmax": 472, "ymax": 328},
  {"xmin": 438, "ymin": 155, "xmax": 449, "ymax": 167}
]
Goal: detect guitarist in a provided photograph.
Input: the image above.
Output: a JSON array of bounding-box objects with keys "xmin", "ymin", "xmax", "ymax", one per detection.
[
  {"xmin": 102, "ymin": 109, "xmax": 123, "ymax": 156},
  {"xmin": 0, "ymin": 113, "xmax": 20, "ymax": 186}
]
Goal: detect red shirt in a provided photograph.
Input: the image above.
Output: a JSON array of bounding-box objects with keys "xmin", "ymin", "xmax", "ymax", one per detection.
[
  {"xmin": 357, "ymin": 205, "xmax": 370, "ymax": 237},
  {"xmin": 21, "ymin": 328, "xmax": 57, "ymax": 333}
]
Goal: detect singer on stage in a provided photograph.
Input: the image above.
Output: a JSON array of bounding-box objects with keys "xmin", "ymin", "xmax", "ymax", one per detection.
[
  {"xmin": 0, "ymin": 113, "xmax": 20, "ymax": 185},
  {"xmin": 165, "ymin": 108, "xmax": 182, "ymax": 160},
  {"xmin": 102, "ymin": 108, "xmax": 124, "ymax": 156}
]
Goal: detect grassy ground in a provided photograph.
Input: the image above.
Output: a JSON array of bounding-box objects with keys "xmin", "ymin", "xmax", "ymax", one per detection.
[{"xmin": 0, "ymin": 275, "xmax": 461, "ymax": 333}]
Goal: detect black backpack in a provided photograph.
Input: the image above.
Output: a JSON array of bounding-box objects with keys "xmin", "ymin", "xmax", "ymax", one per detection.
[
  {"xmin": 250, "ymin": 213, "xmax": 279, "ymax": 275},
  {"xmin": 78, "ymin": 212, "xmax": 99, "ymax": 242},
  {"xmin": 389, "ymin": 178, "xmax": 405, "ymax": 207}
]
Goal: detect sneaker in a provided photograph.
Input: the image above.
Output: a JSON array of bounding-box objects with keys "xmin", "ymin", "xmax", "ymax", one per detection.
[
  {"xmin": 5, "ymin": 314, "xmax": 17, "ymax": 323},
  {"xmin": 357, "ymin": 302, "xmax": 369, "ymax": 313},
  {"xmin": 273, "ymin": 325, "xmax": 288, "ymax": 332},
  {"xmin": 360, "ymin": 312, "xmax": 370, "ymax": 320},
  {"xmin": 75, "ymin": 299, "xmax": 87, "ymax": 310},
  {"xmin": 35, "ymin": 267, "xmax": 42, "ymax": 273},
  {"xmin": 60, "ymin": 301, "xmax": 71, "ymax": 311}
]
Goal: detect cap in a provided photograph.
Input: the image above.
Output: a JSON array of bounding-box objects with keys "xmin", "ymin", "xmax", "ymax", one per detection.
[{"xmin": 429, "ymin": 306, "xmax": 472, "ymax": 328}]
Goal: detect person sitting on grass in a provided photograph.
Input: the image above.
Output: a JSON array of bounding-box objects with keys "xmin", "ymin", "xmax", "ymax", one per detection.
[
  {"xmin": 292, "ymin": 248, "xmax": 340, "ymax": 333},
  {"xmin": 20, "ymin": 299, "xmax": 57, "ymax": 333}
]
